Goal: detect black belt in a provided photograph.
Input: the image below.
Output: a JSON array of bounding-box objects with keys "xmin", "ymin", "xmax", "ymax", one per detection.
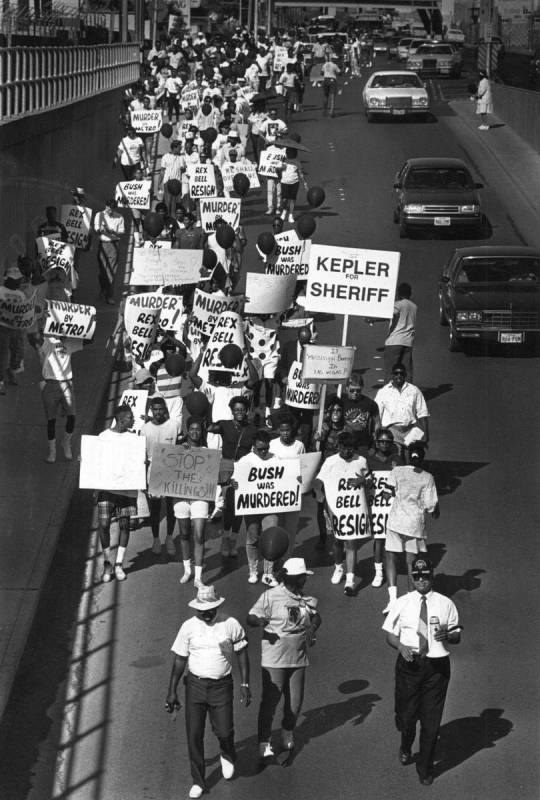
[{"xmin": 187, "ymin": 673, "xmax": 232, "ymax": 682}]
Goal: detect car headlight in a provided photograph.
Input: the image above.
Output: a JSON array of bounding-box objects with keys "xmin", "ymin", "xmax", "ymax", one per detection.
[
  {"xmin": 368, "ymin": 96, "xmax": 385, "ymax": 107},
  {"xmin": 456, "ymin": 311, "xmax": 482, "ymax": 322},
  {"xmin": 459, "ymin": 204, "xmax": 480, "ymax": 213},
  {"xmin": 403, "ymin": 204, "xmax": 424, "ymax": 213},
  {"xmin": 408, "ymin": 60, "xmax": 421, "ymax": 68},
  {"xmin": 412, "ymin": 97, "xmax": 429, "ymax": 106},
  {"xmin": 439, "ymin": 60, "xmax": 452, "ymax": 67}
]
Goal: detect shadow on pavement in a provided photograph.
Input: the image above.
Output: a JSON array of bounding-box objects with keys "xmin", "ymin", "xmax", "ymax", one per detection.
[
  {"xmin": 425, "ymin": 458, "xmax": 489, "ymax": 495},
  {"xmin": 434, "ymin": 708, "xmax": 513, "ymax": 777},
  {"xmin": 433, "ymin": 568, "xmax": 486, "ymax": 598},
  {"xmin": 421, "ymin": 382, "xmax": 454, "ymax": 402}
]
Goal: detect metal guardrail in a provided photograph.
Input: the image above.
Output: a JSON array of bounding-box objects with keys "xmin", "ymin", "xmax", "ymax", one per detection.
[{"xmin": 0, "ymin": 43, "xmax": 140, "ymax": 123}]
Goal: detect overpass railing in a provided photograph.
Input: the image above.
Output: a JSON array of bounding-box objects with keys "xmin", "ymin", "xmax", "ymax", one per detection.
[{"xmin": 0, "ymin": 43, "xmax": 140, "ymax": 123}]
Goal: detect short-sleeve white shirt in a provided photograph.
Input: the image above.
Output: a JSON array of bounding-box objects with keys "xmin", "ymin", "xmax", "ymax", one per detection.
[
  {"xmin": 375, "ymin": 381, "xmax": 429, "ymax": 428},
  {"xmin": 170, "ymin": 612, "xmax": 247, "ymax": 678},
  {"xmin": 382, "ymin": 589, "xmax": 459, "ymax": 658},
  {"xmin": 39, "ymin": 337, "xmax": 83, "ymax": 381}
]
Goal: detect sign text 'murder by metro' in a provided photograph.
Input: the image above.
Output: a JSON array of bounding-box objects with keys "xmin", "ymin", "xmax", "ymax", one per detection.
[{"xmin": 305, "ymin": 244, "xmax": 400, "ymax": 319}]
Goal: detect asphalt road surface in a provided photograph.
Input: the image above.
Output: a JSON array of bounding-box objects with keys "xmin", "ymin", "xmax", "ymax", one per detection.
[{"xmin": 1, "ymin": 72, "xmax": 539, "ymax": 800}]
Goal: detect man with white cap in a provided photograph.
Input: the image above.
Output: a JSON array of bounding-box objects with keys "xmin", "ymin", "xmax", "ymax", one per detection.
[
  {"xmin": 166, "ymin": 585, "xmax": 251, "ymax": 799},
  {"xmin": 247, "ymin": 557, "xmax": 321, "ymax": 759}
]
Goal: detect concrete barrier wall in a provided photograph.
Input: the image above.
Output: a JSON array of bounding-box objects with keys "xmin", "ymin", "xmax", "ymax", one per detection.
[
  {"xmin": 492, "ymin": 84, "xmax": 540, "ymax": 154},
  {"xmin": 0, "ymin": 88, "xmax": 126, "ymax": 274}
]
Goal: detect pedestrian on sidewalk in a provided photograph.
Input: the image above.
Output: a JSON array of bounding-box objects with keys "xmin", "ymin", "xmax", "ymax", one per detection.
[
  {"xmin": 93, "ymin": 199, "xmax": 125, "ymax": 305},
  {"xmin": 165, "ymin": 585, "xmax": 251, "ymax": 800},
  {"xmin": 474, "ymin": 70, "xmax": 493, "ymax": 130}
]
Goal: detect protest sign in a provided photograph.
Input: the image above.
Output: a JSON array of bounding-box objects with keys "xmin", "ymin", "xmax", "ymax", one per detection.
[
  {"xmin": 124, "ymin": 292, "xmax": 184, "ymax": 360},
  {"xmin": 285, "ymin": 360, "xmax": 321, "ymax": 410},
  {"xmin": 177, "ymin": 120, "xmax": 192, "ymax": 141},
  {"xmin": 300, "ymin": 452, "xmax": 322, "ymax": 494},
  {"xmin": 221, "ymin": 161, "xmax": 260, "ymax": 193},
  {"xmin": 244, "ymin": 273, "xmax": 296, "ymax": 315},
  {"xmin": 192, "ymin": 289, "xmax": 244, "ymax": 336},
  {"xmin": 79, "ymin": 434, "xmax": 146, "ymax": 490},
  {"xmin": 273, "ymin": 46, "xmax": 289, "ymax": 72},
  {"xmin": 143, "ymin": 240, "xmax": 172, "ymax": 249},
  {"xmin": 319, "ymin": 463, "xmax": 371, "ymax": 538},
  {"xmin": 180, "ymin": 88, "xmax": 200, "ymax": 110},
  {"xmin": 148, "ymin": 445, "xmax": 221, "ymax": 501},
  {"xmin": 301, "ymin": 344, "xmax": 356, "ymax": 382},
  {"xmin": 130, "ymin": 109, "xmax": 163, "ymax": 133},
  {"xmin": 44, "ymin": 300, "xmax": 96, "ymax": 340},
  {"xmin": 60, "ymin": 204, "xmax": 93, "ymax": 249},
  {"xmin": 130, "ymin": 248, "xmax": 202, "ymax": 285},
  {"xmin": 305, "ymin": 244, "xmax": 400, "ymax": 319},
  {"xmin": 119, "ymin": 388, "xmax": 148, "ymax": 432},
  {"xmin": 187, "ymin": 163, "xmax": 217, "ymax": 198},
  {"xmin": 35, "ymin": 237, "xmax": 75, "ymax": 274},
  {"xmin": 258, "ymin": 148, "xmax": 286, "ymax": 179},
  {"xmin": 234, "ymin": 456, "xmax": 301, "ymax": 514},
  {"xmin": 0, "ymin": 287, "xmax": 36, "ymax": 330},
  {"xmin": 370, "ymin": 470, "xmax": 395, "ymax": 537},
  {"xmin": 115, "ymin": 180, "xmax": 152, "ymax": 210},
  {"xmin": 199, "ymin": 310, "xmax": 246, "ymax": 380},
  {"xmin": 266, "ymin": 231, "xmax": 311, "ymax": 277},
  {"xmin": 199, "ymin": 197, "xmax": 242, "ymax": 233}
]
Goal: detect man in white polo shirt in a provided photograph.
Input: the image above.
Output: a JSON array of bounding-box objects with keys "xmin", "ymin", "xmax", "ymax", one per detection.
[{"xmin": 165, "ymin": 586, "xmax": 251, "ymax": 799}]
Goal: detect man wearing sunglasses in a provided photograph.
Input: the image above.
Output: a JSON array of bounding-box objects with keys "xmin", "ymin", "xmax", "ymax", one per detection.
[
  {"xmin": 382, "ymin": 556, "xmax": 461, "ymax": 786},
  {"xmin": 375, "ymin": 364, "xmax": 429, "ymax": 451}
]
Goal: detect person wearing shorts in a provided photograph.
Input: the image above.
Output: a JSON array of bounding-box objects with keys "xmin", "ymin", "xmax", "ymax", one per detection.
[
  {"xmin": 278, "ymin": 147, "xmax": 306, "ymax": 224},
  {"xmin": 320, "ymin": 52, "xmax": 341, "ymax": 117}
]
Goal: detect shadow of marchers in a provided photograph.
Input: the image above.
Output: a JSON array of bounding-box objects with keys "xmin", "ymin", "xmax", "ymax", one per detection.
[
  {"xmin": 420, "ymin": 382, "xmax": 454, "ymax": 402},
  {"xmin": 433, "ymin": 709, "xmax": 513, "ymax": 777},
  {"xmin": 425, "ymin": 458, "xmax": 489, "ymax": 496},
  {"xmin": 433, "ymin": 568, "xmax": 485, "ymax": 598}
]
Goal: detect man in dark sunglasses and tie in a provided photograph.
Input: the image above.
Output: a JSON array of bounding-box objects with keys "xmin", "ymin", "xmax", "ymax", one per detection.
[{"xmin": 382, "ymin": 557, "xmax": 461, "ymax": 785}]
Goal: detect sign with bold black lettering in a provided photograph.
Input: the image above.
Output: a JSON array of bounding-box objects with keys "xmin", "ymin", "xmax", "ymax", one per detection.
[{"xmin": 234, "ymin": 456, "xmax": 301, "ymax": 514}]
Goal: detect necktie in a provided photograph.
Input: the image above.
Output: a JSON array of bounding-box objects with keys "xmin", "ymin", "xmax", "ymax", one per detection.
[{"xmin": 418, "ymin": 596, "xmax": 428, "ymax": 655}]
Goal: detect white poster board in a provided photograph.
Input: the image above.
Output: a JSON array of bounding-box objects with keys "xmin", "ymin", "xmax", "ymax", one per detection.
[
  {"xmin": 60, "ymin": 204, "xmax": 93, "ymax": 249},
  {"xmin": 199, "ymin": 197, "xmax": 242, "ymax": 233},
  {"xmin": 120, "ymin": 388, "xmax": 148, "ymax": 432},
  {"xmin": 244, "ymin": 272, "xmax": 297, "ymax": 315},
  {"xmin": 234, "ymin": 456, "xmax": 301, "ymax": 514},
  {"xmin": 301, "ymin": 344, "xmax": 356, "ymax": 382},
  {"xmin": 221, "ymin": 161, "xmax": 261, "ymax": 192},
  {"xmin": 44, "ymin": 300, "xmax": 96, "ymax": 340},
  {"xmin": 35, "ymin": 237, "xmax": 75, "ymax": 273},
  {"xmin": 191, "ymin": 289, "xmax": 244, "ymax": 337},
  {"xmin": 115, "ymin": 180, "xmax": 152, "ymax": 210},
  {"xmin": 370, "ymin": 470, "xmax": 395, "ymax": 537},
  {"xmin": 199, "ymin": 310, "xmax": 246, "ymax": 380},
  {"xmin": 79, "ymin": 434, "xmax": 147, "ymax": 490},
  {"xmin": 187, "ymin": 163, "xmax": 217, "ymax": 198},
  {"xmin": 148, "ymin": 445, "xmax": 221, "ymax": 500},
  {"xmin": 266, "ymin": 230, "xmax": 311, "ymax": 277},
  {"xmin": 0, "ymin": 287, "xmax": 36, "ymax": 330},
  {"xmin": 258, "ymin": 148, "xmax": 286, "ymax": 179},
  {"xmin": 285, "ymin": 360, "xmax": 321, "ymax": 410},
  {"xmin": 130, "ymin": 248, "xmax": 203, "ymax": 285},
  {"xmin": 130, "ymin": 109, "xmax": 163, "ymax": 133}
]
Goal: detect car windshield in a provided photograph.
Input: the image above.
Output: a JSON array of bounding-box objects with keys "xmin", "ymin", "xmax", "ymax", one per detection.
[
  {"xmin": 371, "ymin": 74, "xmax": 423, "ymax": 88},
  {"xmin": 456, "ymin": 257, "xmax": 540, "ymax": 283},
  {"xmin": 399, "ymin": 39, "xmax": 412, "ymax": 46},
  {"xmin": 404, "ymin": 168, "xmax": 473, "ymax": 189},
  {"xmin": 417, "ymin": 45, "xmax": 453, "ymax": 54}
]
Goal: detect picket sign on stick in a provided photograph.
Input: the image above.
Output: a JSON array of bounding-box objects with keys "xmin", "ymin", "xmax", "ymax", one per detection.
[
  {"xmin": 337, "ymin": 315, "xmax": 349, "ymax": 399},
  {"xmin": 315, "ymin": 382, "xmax": 327, "ymax": 444},
  {"xmin": 44, "ymin": 300, "xmax": 96, "ymax": 340},
  {"xmin": 79, "ymin": 434, "xmax": 146, "ymax": 491}
]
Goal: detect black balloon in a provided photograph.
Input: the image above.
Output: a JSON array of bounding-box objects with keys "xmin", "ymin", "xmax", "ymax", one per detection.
[
  {"xmin": 220, "ymin": 343, "xmax": 244, "ymax": 369},
  {"xmin": 257, "ymin": 231, "xmax": 276, "ymax": 255},
  {"xmin": 232, "ymin": 173, "xmax": 250, "ymax": 197},
  {"xmin": 307, "ymin": 186, "xmax": 325, "ymax": 208},
  {"xmin": 295, "ymin": 213, "xmax": 316, "ymax": 240},
  {"xmin": 166, "ymin": 178, "xmax": 182, "ymax": 197},
  {"xmin": 161, "ymin": 122, "xmax": 173, "ymax": 138},
  {"xmin": 165, "ymin": 353, "xmax": 185, "ymax": 377},
  {"xmin": 184, "ymin": 391, "xmax": 210, "ymax": 417},
  {"xmin": 143, "ymin": 211, "xmax": 164, "ymax": 238},
  {"xmin": 216, "ymin": 224, "xmax": 236, "ymax": 249},
  {"xmin": 260, "ymin": 527, "xmax": 289, "ymax": 561},
  {"xmin": 201, "ymin": 126, "xmax": 218, "ymax": 144},
  {"xmin": 202, "ymin": 249, "xmax": 218, "ymax": 269}
]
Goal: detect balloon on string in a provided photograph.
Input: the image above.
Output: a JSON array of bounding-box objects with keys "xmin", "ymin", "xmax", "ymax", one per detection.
[
  {"xmin": 202, "ymin": 249, "xmax": 218, "ymax": 270},
  {"xmin": 165, "ymin": 353, "xmax": 185, "ymax": 377},
  {"xmin": 232, "ymin": 173, "xmax": 250, "ymax": 197},
  {"xmin": 184, "ymin": 391, "xmax": 210, "ymax": 417},
  {"xmin": 201, "ymin": 126, "xmax": 218, "ymax": 144},
  {"xmin": 295, "ymin": 213, "xmax": 316, "ymax": 240},
  {"xmin": 166, "ymin": 179, "xmax": 182, "ymax": 197},
  {"xmin": 220, "ymin": 343, "xmax": 244, "ymax": 369},
  {"xmin": 257, "ymin": 231, "xmax": 276, "ymax": 255},
  {"xmin": 307, "ymin": 186, "xmax": 325, "ymax": 208},
  {"xmin": 260, "ymin": 527, "xmax": 289, "ymax": 561},
  {"xmin": 216, "ymin": 224, "xmax": 236, "ymax": 249},
  {"xmin": 160, "ymin": 122, "xmax": 173, "ymax": 138},
  {"xmin": 143, "ymin": 211, "xmax": 164, "ymax": 238}
]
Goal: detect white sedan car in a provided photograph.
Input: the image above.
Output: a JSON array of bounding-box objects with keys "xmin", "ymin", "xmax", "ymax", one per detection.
[{"xmin": 362, "ymin": 70, "xmax": 430, "ymax": 122}]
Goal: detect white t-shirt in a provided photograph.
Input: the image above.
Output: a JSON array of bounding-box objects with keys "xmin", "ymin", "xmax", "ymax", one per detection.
[
  {"xmin": 385, "ymin": 298, "xmax": 417, "ymax": 348},
  {"xmin": 142, "ymin": 418, "xmax": 179, "ymax": 460},
  {"xmin": 170, "ymin": 612, "xmax": 247, "ymax": 679},
  {"xmin": 270, "ymin": 438, "xmax": 305, "ymax": 458},
  {"xmin": 40, "ymin": 337, "xmax": 83, "ymax": 381},
  {"xmin": 118, "ymin": 135, "xmax": 144, "ymax": 165},
  {"xmin": 280, "ymin": 157, "xmax": 302, "ymax": 185}
]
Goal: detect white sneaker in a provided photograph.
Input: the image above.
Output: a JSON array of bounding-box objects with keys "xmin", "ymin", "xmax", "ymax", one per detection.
[
  {"xmin": 262, "ymin": 573, "xmax": 278, "ymax": 587},
  {"xmin": 344, "ymin": 577, "xmax": 356, "ymax": 596},
  {"xmin": 331, "ymin": 564, "xmax": 344, "ymax": 584},
  {"xmin": 179, "ymin": 570, "xmax": 192, "ymax": 584},
  {"xmin": 189, "ymin": 785, "xmax": 204, "ymax": 799},
  {"xmin": 288, "ymin": 214, "xmax": 294, "ymax": 223},
  {"xmin": 114, "ymin": 564, "xmax": 127, "ymax": 581},
  {"xmin": 102, "ymin": 561, "xmax": 113, "ymax": 583},
  {"xmin": 152, "ymin": 538, "xmax": 162, "ymax": 555},
  {"xmin": 259, "ymin": 742, "xmax": 275, "ymax": 759},
  {"xmin": 220, "ymin": 755, "xmax": 235, "ymax": 779},
  {"xmin": 371, "ymin": 568, "xmax": 384, "ymax": 588},
  {"xmin": 478, "ymin": 124, "xmax": 489, "ymax": 130},
  {"xmin": 281, "ymin": 729, "xmax": 294, "ymax": 750},
  {"xmin": 0, "ymin": 380, "xmax": 6, "ymax": 395},
  {"xmin": 248, "ymin": 570, "xmax": 259, "ymax": 584},
  {"xmin": 194, "ymin": 578, "xmax": 205, "ymax": 589},
  {"xmin": 165, "ymin": 535, "xmax": 176, "ymax": 556}
]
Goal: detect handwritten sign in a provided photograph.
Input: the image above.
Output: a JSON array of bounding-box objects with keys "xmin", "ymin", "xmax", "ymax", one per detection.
[
  {"xmin": 266, "ymin": 230, "xmax": 311, "ymax": 277},
  {"xmin": 301, "ymin": 344, "xmax": 356, "ymax": 382},
  {"xmin": 285, "ymin": 360, "xmax": 321, "ymax": 410},
  {"xmin": 192, "ymin": 289, "xmax": 244, "ymax": 336},
  {"xmin": 79, "ymin": 434, "xmax": 146, "ymax": 490},
  {"xmin": 124, "ymin": 292, "xmax": 184, "ymax": 360},
  {"xmin": 60, "ymin": 204, "xmax": 92, "ymax": 249},
  {"xmin": 148, "ymin": 444, "xmax": 221, "ymax": 500},
  {"xmin": 244, "ymin": 272, "xmax": 296, "ymax": 315},
  {"xmin": 120, "ymin": 388, "xmax": 148, "ymax": 432},
  {"xmin": 221, "ymin": 161, "xmax": 260, "ymax": 193},
  {"xmin": 130, "ymin": 248, "xmax": 203, "ymax": 286},
  {"xmin": 305, "ymin": 244, "xmax": 400, "ymax": 319},
  {"xmin": 199, "ymin": 310, "xmax": 246, "ymax": 380},
  {"xmin": 258, "ymin": 148, "xmax": 286, "ymax": 179},
  {"xmin": 130, "ymin": 109, "xmax": 163, "ymax": 133},
  {"xmin": 234, "ymin": 456, "xmax": 301, "ymax": 514},
  {"xmin": 35, "ymin": 237, "xmax": 75, "ymax": 273},
  {"xmin": 44, "ymin": 300, "xmax": 96, "ymax": 340},
  {"xmin": 273, "ymin": 46, "xmax": 289, "ymax": 72},
  {"xmin": 180, "ymin": 88, "xmax": 200, "ymax": 110},
  {"xmin": 317, "ymin": 457, "xmax": 371, "ymax": 538},
  {"xmin": 115, "ymin": 180, "xmax": 152, "ymax": 210},
  {"xmin": 187, "ymin": 163, "xmax": 217, "ymax": 198},
  {"xmin": 0, "ymin": 287, "xmax": 36, "ymax": 330},
  {"xmin": 199, "ymin": 197, "xmax": 242, "ymax": 233},
  {"xmin": 370, "ymin": 470, "xmax": 395, "ymax": 537}
]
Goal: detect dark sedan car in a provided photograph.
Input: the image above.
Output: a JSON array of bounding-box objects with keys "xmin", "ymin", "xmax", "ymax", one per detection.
[
  {"xmin": 438, "ymin": 246, "xmax": 540, "ymax": 351},
  {"xmin": 393, "ymin": 157, "xmax": 484, "ymax": 238}
]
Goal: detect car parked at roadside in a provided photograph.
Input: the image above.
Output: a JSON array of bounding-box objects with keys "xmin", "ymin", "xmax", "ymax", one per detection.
[
  {"xmin": 445, "ymin": 27, "xmax": 466, "ymax": 45},
  {"xmin": 393, "ymin": 157, "xmax": 484, "ymax": 237},
  {"xmin": 406, "ymin": 42, "xmax": 463, "ymax": 76},
  {"xmin": 438, "ymin": 246, "xmax": 540, "ymax": 351},
  {"xmin": 363, "ymin": 71, "xmax": 430, "ymax": 121}
]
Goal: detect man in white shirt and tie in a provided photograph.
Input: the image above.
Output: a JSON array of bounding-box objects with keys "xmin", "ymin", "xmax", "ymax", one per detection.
[{"xmin": 382, "ymin": 557, "xmax": 461, "ymax": 786}]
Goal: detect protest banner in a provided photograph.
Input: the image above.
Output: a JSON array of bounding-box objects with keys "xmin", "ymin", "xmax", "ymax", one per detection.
[
  {"xmin": 130, "ymin": 109, "xmax": 163, "ymax": 133},
  {"xmin": 192, "ymin": 289, "xmax": 244, "ymax": 336},
  {"xmin": 115, "ymin": 180, "xmax": 152, "ymax": 210},
  {"xmin": 0, "ymin": 287, "xmax": 37, "ymax": 330},
  {"xmin": 301, "ymin": 344, "xmax": 356, "ymax": 382},
  {"xmin": 199, "ymin": 310, "xmax": 246, "ymax": 381},
  {"xmin": 320, "ymin": 466, "xmax": 371, "ymax": 538},
  {"xmin": 60, "ymin": 204, "xmax": 93, "ymax": 249},
  {"xmin": 305, "ymin": 244, "xmax": 400, "ymax": 319},
  {"xmin": 124, "ymin": 292, "xmax": 184, "ymax": 360},
  {"xmin": 285, "ymin": 360, "xmax": 321, "ymax": 410},
  {"xmin": 79, "ymin": 434, "xmax": 146, "ymax": 491},
  {"xmin": 130, "ymin": 248, "xmax": 202, "ymax": 285},
  {"xmin": 180, "ymin": 88, "xmax": 200, "ymax": 110},
  {"xmin": 266, "ymin": 231, "xmax": 311, "ymax": 277},
  {"xmin": 234, "ymin": 456, "xmax": 301, "ymax": 514},
  {"xmin": 221, "ymin": 161, "xmax": 260, "ymax": 193},
  {"xmin": 199, "ymin": 197, "xmax": 242, "ymax": 233},
  {"xmin": 370, "ymin": 470, "xmax": 395, "ymax": 537},
  {"xmin": 44, "ymin": 300, "xmax": 96, "ymax": 341},
  {"xmin": 244, "ymin": 272, "xmax": 296, "ymax": 315},
  {"xmin": 273, "ymin": 46, "xmax": 289, "ymax": 72},
  {"xmin": 148, "ymin": 444, "xmax": 221, "ymax": 501},
  {"xmin": 258, "ymin": 147, "xmax": 286, "ymax": 179},
  {"xmin": 119, "ymin": 388, "xmax": 148, "ymax": 432},
  {"xmin": 35, "ymin": 237, "xmax": 75, "ymax": 274},
  {"xmin": 300, "ymin": 452, "xmax": 322, "ymax": 494},
  {"xmin": 187, "ymin": 163, "xmax": 217, "ymax": 198}
]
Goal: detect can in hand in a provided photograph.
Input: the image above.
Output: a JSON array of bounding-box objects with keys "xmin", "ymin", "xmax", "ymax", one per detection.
[{"xmin": 429, "ymin": 616, "xmax": 440, "ymax": 635}]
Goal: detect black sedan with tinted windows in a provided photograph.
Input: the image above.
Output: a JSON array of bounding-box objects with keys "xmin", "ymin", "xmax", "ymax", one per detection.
[
  {"xmin": 438, "ymin": 246, "xmax": 540, "ymax": 351},
  {"xmin": 393, "ymin": 157, "xmax": 484, "ymax": 238}
]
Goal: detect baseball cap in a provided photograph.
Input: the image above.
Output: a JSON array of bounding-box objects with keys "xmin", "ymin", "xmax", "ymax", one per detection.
[
  {"xmin": 134, "ymin": 368, "xmax": 153, "ymax": 386},
  {"xmin": 282, "ymin": 557, "xmax": 313, "ymax": 576},
  {"xmin": 411, "ymin": 556, "xmax": 433, "ymax": 577}
]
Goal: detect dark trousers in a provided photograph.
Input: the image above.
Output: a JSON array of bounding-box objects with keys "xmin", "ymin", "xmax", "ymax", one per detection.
[
  {"xmin": 384, "ymin": 344, "xmax": 413, "ymax": 383},
  {"xmin": 185, "ymin": 673, "xmax": 236, "ymax": 789},
  {"xmin": 97, "ymin": 241, "xmax": 118, "ymax": 300},
  {"xmin": 258, "ymin": 666, "xmax": 306, "ymax": 742},
  {"xmin": 223, "ymin": 484, "xmax": 242, "ymax": 534},
  {"xmin": 395, "ymin": 654, "xmax": 450, "ymax": 777}
]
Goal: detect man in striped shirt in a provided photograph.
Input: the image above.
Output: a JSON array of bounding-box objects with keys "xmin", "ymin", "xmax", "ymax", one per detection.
[{"xmin": 159, "ymin": 140, "xmax": 185, "ymax": 216}]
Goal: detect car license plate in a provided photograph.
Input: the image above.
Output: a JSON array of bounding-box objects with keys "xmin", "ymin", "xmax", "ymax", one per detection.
[
  {"xmin": 392, "ymin": 109, "xmax": 405, "ymax": 115},
  {"xmin": 434, "ymin": 217, "xmax": 451, "ymax": 226},
  {"xmin": 499, "ymin": 332, "xmax": 524, "ymax": 344}
]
